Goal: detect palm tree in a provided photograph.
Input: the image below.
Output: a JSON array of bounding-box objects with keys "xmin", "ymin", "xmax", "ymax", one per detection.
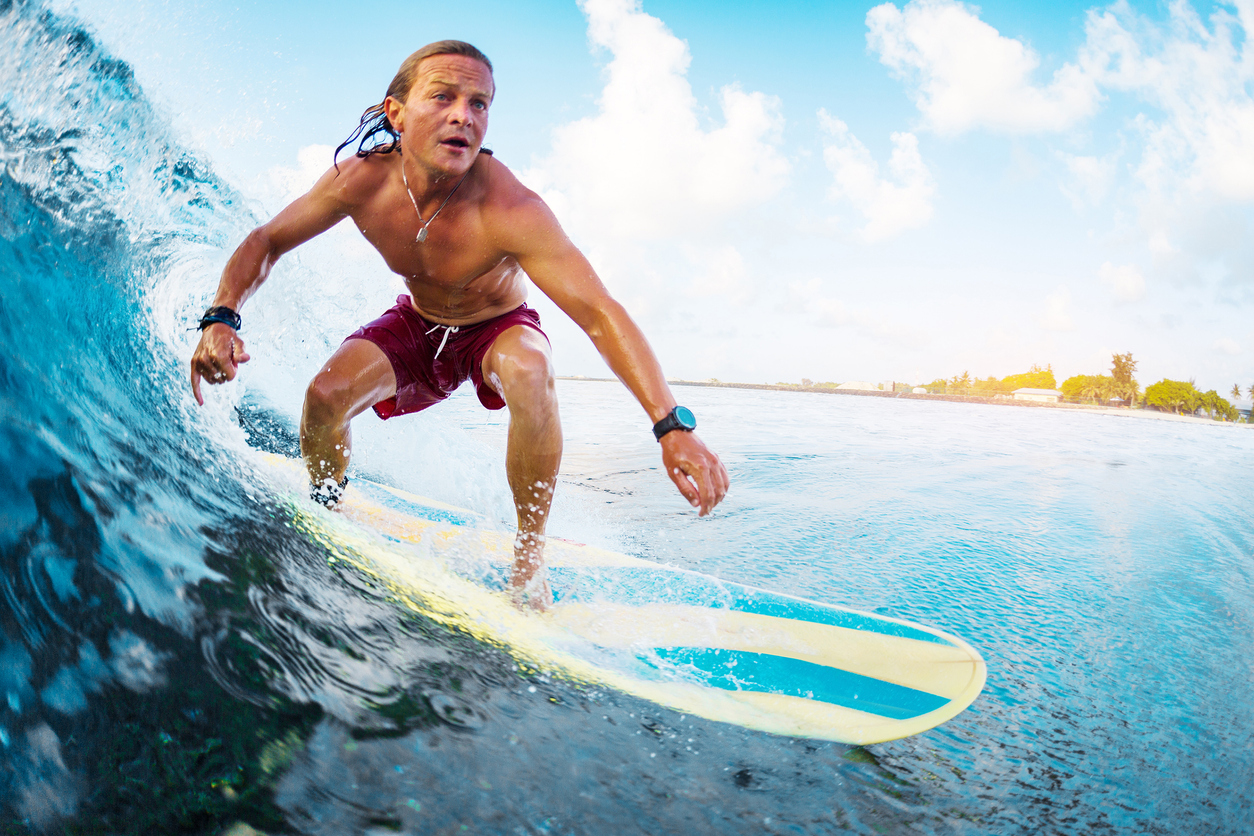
[
  {"xmin": 1114, "ymin": 379, "xmax": 1139, "ymax": 407},
  {"xmin": 1232, "ymin": 384, "xmax": 1243, "ymax": 401},
  {"xmin": 1081, "ymin": 377, "xmax": 1110, "ymax": 404}
]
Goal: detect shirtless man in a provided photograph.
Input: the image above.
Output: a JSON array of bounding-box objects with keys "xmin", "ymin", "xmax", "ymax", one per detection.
[{"xmin": 189, "ymin": 41, "xmax": 729, "ymax": 608}]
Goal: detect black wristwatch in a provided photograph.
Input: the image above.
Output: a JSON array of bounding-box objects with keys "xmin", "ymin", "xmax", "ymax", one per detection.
[{"xmin": 653, "ymin": 406, "xmax": 697, "ymax": 441}]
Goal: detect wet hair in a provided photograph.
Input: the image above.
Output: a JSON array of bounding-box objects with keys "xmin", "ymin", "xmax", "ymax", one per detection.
[{"xmin": 333, "ymin": 41, "xmax": 494, "ymax": 169}]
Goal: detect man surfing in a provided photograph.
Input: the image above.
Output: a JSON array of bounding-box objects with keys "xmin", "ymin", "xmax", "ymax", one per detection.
[{"xmin": 189, "ymin": 40, "xmax": 729, "ymax": 609}]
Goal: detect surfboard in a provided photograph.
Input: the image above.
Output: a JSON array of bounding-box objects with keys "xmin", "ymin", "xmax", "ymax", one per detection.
[{"xmin": 260, "ymin": 454, "xmax": 986, "ymax": 745}]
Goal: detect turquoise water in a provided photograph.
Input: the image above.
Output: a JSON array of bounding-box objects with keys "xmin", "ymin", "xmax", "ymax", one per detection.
[
  {"xmin": 3, "ymin": 1, "xmax": 1254, "ymax": 832},
  {"xmin": 512, "ymin": 380, "xmax": 1254, "ymax": 833}
]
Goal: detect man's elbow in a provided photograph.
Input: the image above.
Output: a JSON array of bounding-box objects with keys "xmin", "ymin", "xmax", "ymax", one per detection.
[
  {"xmin": 244, "ymin": 225, "xmax": 285, "ymax": 264},
  {"xmin": 581, "ymin": 297, "xmax": 633, "ymax": 344}
]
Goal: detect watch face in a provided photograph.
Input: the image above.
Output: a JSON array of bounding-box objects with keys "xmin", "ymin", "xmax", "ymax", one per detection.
[{"xmin": 675, "ymin": 406, "xmax": 697, "ymax": 430}]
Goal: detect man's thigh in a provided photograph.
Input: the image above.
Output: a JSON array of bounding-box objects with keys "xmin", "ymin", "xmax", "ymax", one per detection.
[{"xmin": 310, "ymin": 337, "xmax": 398, "ymax": 420}]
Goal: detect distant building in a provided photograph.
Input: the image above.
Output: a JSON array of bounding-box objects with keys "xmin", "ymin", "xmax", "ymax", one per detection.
[
  {"xmin": 837, "ymin": 381, "xmax": 878, "ymax": 391},
  {"xmin": 912, "ymin": 387, "xmax": 928, "ymax": 394},
  {"xmin": 1012, "ymin": 387, "xmax": 1063, "ymax": 403}
]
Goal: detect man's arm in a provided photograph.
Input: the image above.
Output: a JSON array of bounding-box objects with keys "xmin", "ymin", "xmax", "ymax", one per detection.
[
  {"xmin": 190, "ymin": 165, "xmax": 356, "ymax": 405},
  {"xmin": 500, "ymin": 194, "xmax": 729, "ymax": 515}
]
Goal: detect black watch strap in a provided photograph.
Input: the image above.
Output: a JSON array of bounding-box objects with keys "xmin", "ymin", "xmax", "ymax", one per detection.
[
  {"xmin": 198, "ymin": 306, "xmax": 241, "ymax": 331},
  {"xmin": 653, "ymin": 406, "xmax": 697, "ymax": 441}
]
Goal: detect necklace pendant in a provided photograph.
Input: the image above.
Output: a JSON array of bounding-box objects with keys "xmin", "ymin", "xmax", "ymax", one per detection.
[{"xmin": 416, "ymin": 226, "xmax": 428, "ymax": 243}]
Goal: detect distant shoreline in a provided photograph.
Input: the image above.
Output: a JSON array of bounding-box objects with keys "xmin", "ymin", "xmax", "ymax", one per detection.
[{"xmin": 556, "ymin": 376, "xmax": 1253, "ymax": 427}]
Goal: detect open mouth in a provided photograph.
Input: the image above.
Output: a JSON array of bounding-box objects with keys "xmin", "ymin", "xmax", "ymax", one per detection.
[{"xmin": 441, "ymin": 137, "xmax": 470, "ymax": 150}]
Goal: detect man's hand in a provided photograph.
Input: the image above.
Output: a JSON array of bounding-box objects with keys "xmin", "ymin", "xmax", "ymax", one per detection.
[
  {"xmin": 190, "ymin": 323, "xmax": 251, "ymax": 406},
  {"xmin": 660, "ymin": 431, "xmax": 729, "ymax": 516}
]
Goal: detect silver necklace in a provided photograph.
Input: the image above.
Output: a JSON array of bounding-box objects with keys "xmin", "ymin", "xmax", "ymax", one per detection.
[{"xmin": 400, "ymin": 159, "xmax": 470, "ymax": 243}]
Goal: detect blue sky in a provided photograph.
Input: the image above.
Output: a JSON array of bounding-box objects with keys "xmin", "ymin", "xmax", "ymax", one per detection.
[{"xmin": 56, "ymin": 0, "xmax": 1254, "ymax": 399}]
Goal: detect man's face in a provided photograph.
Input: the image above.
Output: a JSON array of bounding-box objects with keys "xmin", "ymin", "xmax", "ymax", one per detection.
[{"xmin": 389, "ymin": 54, "xmax": 494, "ymax": 177}]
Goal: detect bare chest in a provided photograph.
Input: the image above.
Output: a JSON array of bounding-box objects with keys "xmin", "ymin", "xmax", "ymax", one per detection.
[
  {"xmin": 354, "ymin": 197, "xmax": 514, "ymax": 283},
  {"xmin": 349, "ymin": 193, "xmax": 524, "ymax": 320}
]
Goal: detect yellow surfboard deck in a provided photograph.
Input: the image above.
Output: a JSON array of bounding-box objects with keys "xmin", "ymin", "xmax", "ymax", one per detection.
[{"xmin": 262, "ymin": 454, "xmax": 986, "ymax": 745}]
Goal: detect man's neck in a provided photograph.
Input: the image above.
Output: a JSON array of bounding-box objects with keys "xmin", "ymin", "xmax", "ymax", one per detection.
[{"xmin": 400, "ymin": 153, "xmax": 468, "ymax": 203}]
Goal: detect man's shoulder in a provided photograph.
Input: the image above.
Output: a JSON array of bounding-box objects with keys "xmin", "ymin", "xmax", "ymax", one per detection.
[
  {"xmin": 477, "ymin": 153, "xmax": 535, "ymax": 202},
  {"xmin": 476, "ymin": 153, "xmax": 553, "ymax": 225},
  {"xmin": 315, "ymin": 152, "xmax": 393, "ymax": 205},
  {"xmin": 344, "ymin": 152, "xmax": 396, "ymax": 183}
]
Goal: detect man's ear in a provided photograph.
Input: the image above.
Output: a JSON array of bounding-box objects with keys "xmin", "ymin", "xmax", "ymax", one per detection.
[{"xmin": 383, "ymin": 96, "xmax": 404, "ymax": 133}]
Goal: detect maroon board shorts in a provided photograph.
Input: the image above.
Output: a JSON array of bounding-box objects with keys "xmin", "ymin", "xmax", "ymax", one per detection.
[{"xmin": 343, "ymin": 294, "xmax": 547, "ymax": 420}]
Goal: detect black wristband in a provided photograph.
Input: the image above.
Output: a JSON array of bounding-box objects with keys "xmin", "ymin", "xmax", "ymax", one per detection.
[{"xmin": 198, "ymin": 306, "xmax": 241, "ymax": 331}]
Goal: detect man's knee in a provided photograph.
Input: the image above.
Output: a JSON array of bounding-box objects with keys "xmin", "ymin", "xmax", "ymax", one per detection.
[
  {"xmin": 491, "ymin": 334, "xmax": 556, "ymax": 404},
  {"xmin": 303, "ymin": 340, "xmax": 396, "ymax": 425},
  {"xmin": 304, "ymin": 370, "xmax": 353, "ymax": 422}
]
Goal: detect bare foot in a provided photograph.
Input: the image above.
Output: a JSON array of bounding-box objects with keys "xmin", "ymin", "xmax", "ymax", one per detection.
[{"xmin": 508, "ymin": 569, "xmax": 552, "ymax": 612}]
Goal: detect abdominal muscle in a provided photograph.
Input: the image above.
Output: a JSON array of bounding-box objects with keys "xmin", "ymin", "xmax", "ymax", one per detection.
[{"xmin": 401, "ymin": 256, "xmax": 530, "ymax": 327}]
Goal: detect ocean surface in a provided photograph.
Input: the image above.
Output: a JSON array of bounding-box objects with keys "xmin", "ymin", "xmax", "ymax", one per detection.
[{"xmin": 3, "ymin": 2, "xmax": 1254, "ymax": 833}]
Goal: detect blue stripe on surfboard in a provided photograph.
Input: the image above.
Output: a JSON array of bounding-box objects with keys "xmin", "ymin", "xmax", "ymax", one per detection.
[
  {"xmin": 650, "ymin": 647, "xmax": 950, "ymax": 720},
  {"xmin": 342, "ymin": 478, "xmax": 952, "ymax": 646}
]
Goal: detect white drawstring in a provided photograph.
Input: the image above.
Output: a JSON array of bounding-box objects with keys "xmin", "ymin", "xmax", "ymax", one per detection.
[{"xmin": 425, "ymin": 321, "xmax": 459, "ymax": 359}]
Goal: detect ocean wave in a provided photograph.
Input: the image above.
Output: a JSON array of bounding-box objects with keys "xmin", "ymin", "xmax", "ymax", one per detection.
[
  {"xmin": 0, "ymin": 1, "xmax": 311, "ymax": 827},
  {"xmin": 0, "ymin": 7, "xmax": 568, "ymax": 830}
]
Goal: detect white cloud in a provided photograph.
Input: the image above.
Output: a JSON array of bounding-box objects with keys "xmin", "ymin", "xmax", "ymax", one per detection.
[
  {"xmin": 1068, "ymin": 4, "xmax": 1254, "ymax": 294},
  {"xmin": 1080, "ymin": 2, "xmax": 1254, "ymax": 200},
  {"xmin": 1212, "ymin": 337, "xmax": 1241, "ymax": 355},
  {"xmin": 819, "ymin": 110, "xmax": 935, "ymax": 242},
  {"xmin": 683, "ymin": 243, "xmax": 750, "ymax": 304},
  {"xmin": 787, "ymin": 279, "xmax": 922, "ymax": 346},
  {"xmin": 863, "ymin": 0, "xmax": 1254, "ymax": 289},
  {"xmin": 1040, "ymin": 285, "xmax": 1077, "ymax": 331},
  {"xmin": 522, "ymin": 0, "xmax": 789, "ymax": 242},
  {"xmin": 1059, "ymin": 151, "xmax": 1117, "ymax": 208},
  {"xmin": 1147, "ymin": 231, "xmax": 1179, "ymax": 258},
  {"xmin": 866, "ymin": 0, "xmax": 1102, "ymax": 135},
  {"xmin": 262, "ymin": 144, "xmax": 334, "ymax": 207},
  {"xmin": 1099, "ymin": 261, "xmax": 1146, "ymax": 302}
]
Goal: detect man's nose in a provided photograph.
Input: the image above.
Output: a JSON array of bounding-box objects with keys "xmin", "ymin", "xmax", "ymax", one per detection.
[{"xmin": 448, "ymin": 100, "xmax": 472, "ymax": 124}]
